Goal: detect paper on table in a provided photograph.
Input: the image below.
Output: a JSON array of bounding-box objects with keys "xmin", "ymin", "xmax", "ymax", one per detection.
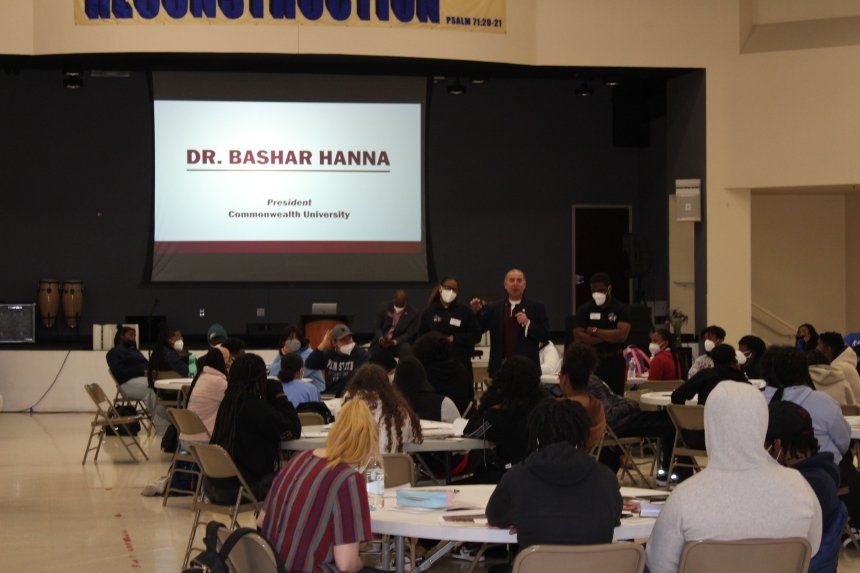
[
  {"xmin": 452, "ymin": 417, "xmax": 468, "ymax": 437},
  {"xmin": 439, "ymin": 512, "xmax": 488, "ymax": 525}
]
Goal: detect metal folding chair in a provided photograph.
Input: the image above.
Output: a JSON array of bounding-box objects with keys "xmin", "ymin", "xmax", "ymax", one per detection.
[
  {"xmin": 513, "ymin": 543, "xmax": 646, "ymax": 573},
  {"xmin": 82, "ymin": 383, "xmax": 149, "ymax": 464},
  {"xmin": 678, "ymin": 537, "xmax": 811, "ymax": 573},
  {"xmin": 183, "ymin": 443, "xmax": 263, "ymax": 568},
  {"xmin": 163, "ymin": 407, "xmax": 209, "ymax": 506}
]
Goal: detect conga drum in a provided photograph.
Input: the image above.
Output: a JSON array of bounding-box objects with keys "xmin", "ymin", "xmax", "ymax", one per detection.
[
  {"xmin": 62, "ymin": 280, "xmax": 84, "ymax": 328},
  {"xmin": 36, "ymin": 279, "xmax": 60, "ymax": 328}
]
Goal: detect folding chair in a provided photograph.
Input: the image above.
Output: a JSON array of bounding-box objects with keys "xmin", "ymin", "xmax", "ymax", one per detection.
[
  {"xmin": 82, "ymin": 383, "xmax": 149, "ymax": 464},
  {"xmin": 590, "ymin": 424, "xmax": 650, "ymax": 487},
  {"xmin": 163, "ymin": 407, "xmax": 209, "ymax": 506},
  {"xmin": 298, "ymin": 411, "xmax": 326, "ymax": 427},
  {"xmin": 666, "ymin": 404, "xmax": 707, "ymax": 482},
  {"xmin": 155, "ymin": 370, "xmax": 183, "ymax": 409},
  {"xmin": 369, "ymin": 454, "xmax": 418, "ymax": 568},
  {"xmin": 513, "ymin": 543, "xmax": 646, "ymax": 573},
  {"xmin": 183, "ymin": 443, "xmax": 263, "ymax": 568},
  {"xmin": 677, "ymin": 537, "xmax": 811, "ymax": 573},
  {"xmin": 109, "ymin": 370, "xmax": 154, "ymax": 434}
]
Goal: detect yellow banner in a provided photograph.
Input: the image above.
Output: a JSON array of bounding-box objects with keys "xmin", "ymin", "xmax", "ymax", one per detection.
[{"xmin": 74, "ymin": 0, "xmax": 506, "ymax": 33}]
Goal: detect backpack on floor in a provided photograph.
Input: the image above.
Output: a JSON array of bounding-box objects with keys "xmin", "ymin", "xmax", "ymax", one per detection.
[
  {"xmin": 105, "ymin": 405, "xmax": 141, "ymax": 436},
  {"xmin": 183, "ymin": 521, "xmax": 285, "ymax": 573}
]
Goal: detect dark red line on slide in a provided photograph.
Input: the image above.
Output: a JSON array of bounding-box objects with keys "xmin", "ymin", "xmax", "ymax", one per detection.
[
  {"xmin": 154, "ymin": 240, "xmax": 422, "ymax": 254},
  {"xmin": 186, "ymin": 168, "xmax": 390, "ymax": 173}
]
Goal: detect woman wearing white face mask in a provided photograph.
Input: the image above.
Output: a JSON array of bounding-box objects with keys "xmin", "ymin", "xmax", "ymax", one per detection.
[
  {"xmin": 647, "ymin": 328, "xmax": 683, "ymax": 380},
  {"xmin": 687, "ymin": 325, "xmax": 726, "ymax": 378},
  {"xmin": 148, "ymin": 326, "xmax": 190, "ymax": 378},
  {"xmin": 417, "ymin": 276, "xmax": 482, "ymax": 388}
]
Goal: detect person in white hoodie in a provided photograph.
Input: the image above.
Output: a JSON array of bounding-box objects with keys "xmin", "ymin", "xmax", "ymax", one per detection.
[
  {"xmin": 818, "ymin": 331, "xmax": 860, "ymax": 399},
  {"xmin": 807, "ymin": 349, "xmax": 857, "ymax": 406},
  {"xmin": 645, "ymin": 382, "xmax": 822, "ymax": 573}
]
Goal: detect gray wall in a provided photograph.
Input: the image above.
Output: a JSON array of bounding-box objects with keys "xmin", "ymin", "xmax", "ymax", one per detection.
[{"xmin": 0, "ymin": 69, "xmax": 700, "ymax": 342}]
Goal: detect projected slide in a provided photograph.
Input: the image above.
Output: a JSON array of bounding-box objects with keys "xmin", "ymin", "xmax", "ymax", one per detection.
[{"xmin": 150, "ymin": 73, "xmax": 427, "ymax": 282}]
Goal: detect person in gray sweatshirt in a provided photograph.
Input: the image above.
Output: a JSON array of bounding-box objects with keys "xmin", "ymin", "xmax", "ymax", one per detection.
[{"xmin": 646, "ymin": 382, "xmax": 822, "ymax": 573}]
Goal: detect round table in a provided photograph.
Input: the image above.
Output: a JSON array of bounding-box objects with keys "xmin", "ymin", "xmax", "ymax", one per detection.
[
  {"xmin": 153, "ymin": 377, "xmax": 192, "ymax": 391},
  {"xmin": 639, "ymin": 391, "xmax": 698, "ymax": 408},
  {"xmin": 372, "ymin": 484, "xmax": 664, "ymax": 573}
]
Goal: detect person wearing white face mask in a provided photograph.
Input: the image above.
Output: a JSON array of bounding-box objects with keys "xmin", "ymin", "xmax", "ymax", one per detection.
[
  {"xmin": 687, "ymin": 325, "xmax": 726, "ymax": 378},
  {"xmin": 148, "ymin": 326, "xmax": 190, "ymax": 378},
  {"xmin": 572, "ymin": 272, "xmax": 631, "ymax": 396},
  {"xmin": 369, "ymin": 288, "xmax": 419, "ymax": 358},
  {"xmin": 647, "ymin": 328, "xmax": 683, "ymax": 380},
  {"xmin": 417, "ymin": 276, "xmax": 482, "ymax": 386},
  {"xmin": 305, "ymin": 324, "xmax": 370, "ymax": 397}
]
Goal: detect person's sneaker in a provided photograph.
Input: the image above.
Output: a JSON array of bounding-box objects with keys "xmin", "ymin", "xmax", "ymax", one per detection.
[
  {"xmin": 655, "ymin": 469, "xmax": 669, "ymax": 487},
  {"xmin": 396, "ymin": 554, "xmax": 425, "ymax": 572},
  {"xmin": 451, "ymin": 543, "xmax": 486, "ymax": 562}
]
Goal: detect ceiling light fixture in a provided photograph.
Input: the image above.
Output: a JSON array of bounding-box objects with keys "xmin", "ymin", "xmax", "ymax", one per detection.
[
  {"xmin": 448, "ymin": 78, "xmax": 466, "ymax": 95},
  {"xmin": 63, "ymin": 69, "xmax": 83, "ymax": 90},
  {"xmin": 575, "ymin": 81, "xmax": 593, "ymax": 97}
]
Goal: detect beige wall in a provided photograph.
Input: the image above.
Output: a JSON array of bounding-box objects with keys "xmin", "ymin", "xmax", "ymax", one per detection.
[
  {"xmin": 751, "ymin": 194, "xmax": 847, "ymax": 343},
  {"xmin": 0, "ymin": 1, "xmax": 33, "ymax": 54},
  {"xmin": 848, "ymin": 193, "xmax": 860, "ymax": 332},
  {"xmin": 3, "ymin": 1, "xmax": 860, "ymax": 340}
]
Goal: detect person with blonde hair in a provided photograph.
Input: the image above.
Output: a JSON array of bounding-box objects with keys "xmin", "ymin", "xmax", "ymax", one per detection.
[
  {"xmin": 343, "ymin": 364, "xmax": 423, "ymax": 453},
  {"xmin": 261, "ymin": 399, "xmax": 384, "ymax": 573}
]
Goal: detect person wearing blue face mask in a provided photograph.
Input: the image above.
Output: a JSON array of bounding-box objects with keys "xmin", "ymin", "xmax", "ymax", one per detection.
[{"xmin": 572, "ymin": 272, "xmax": 631, "ymax": 396}]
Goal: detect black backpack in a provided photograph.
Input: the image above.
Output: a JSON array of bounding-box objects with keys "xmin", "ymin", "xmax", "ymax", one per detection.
[
  {"xmin": 105, "ymin": 405, "xmax": 141, "ymax": 436},
  {"xmin": 183, "ymin": 521, "xmax": 285, "ymax": 573}
]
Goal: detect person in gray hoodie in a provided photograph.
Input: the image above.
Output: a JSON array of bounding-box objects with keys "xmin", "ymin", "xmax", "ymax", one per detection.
[
  {"xmin": 485, "ymin": 399, "xmax": 622, "ymax": 551},
  {"xmin": 646, "ymin": 382, "xmax": 822, "ymax": 573}
]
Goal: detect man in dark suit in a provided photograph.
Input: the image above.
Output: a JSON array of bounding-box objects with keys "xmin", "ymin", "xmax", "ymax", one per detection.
[
  {"xmin": 369, "ymin": 289, "xmax": 419, "ymax": 358},
  {"xmin": 470, "ymin": 269, "xmax": 550, "ymax": 376}
]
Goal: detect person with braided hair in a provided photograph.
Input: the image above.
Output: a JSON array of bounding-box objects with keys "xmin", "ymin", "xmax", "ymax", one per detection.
[
  {"xmin": 342, "ymin": 364, "xmax": 423, "ymax": 453},
  {"xmin": 766, "ymin": 401, "xmax": 845, "ymax": 573},
  {"xmin": 205, "ymin": 353, "xmax": 301, "ymax": 505},
  {"xmin": 486, "ymin": 399, "xmax": 622, "ymax": 556}
]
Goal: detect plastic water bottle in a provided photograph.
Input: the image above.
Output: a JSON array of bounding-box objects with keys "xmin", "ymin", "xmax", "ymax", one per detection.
[
  {"xmin": 188, "ymin": 354, "xmax": 198, "ymax": 378},
  {"xmin": 365, "ymin": 455, "xmax": 385, "ymax": 511},
  {"xmin": 627, "ymin": 357, "xmax": 638, "ymax": 380}
]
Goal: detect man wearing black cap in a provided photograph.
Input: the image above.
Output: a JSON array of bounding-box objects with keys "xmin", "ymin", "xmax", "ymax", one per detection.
[
  {"xmin": 305, "ymin": 324, "xmax": 370, "ymax": 396},
  {"xmin": 573, "ymin": 272, "xmax": 631, "ymax": 395}
]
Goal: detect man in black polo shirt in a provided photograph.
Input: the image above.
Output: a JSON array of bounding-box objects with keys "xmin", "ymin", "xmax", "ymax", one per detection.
[{"xmin": 573, "ymin": 272, "xmax": 631, "ymax": 395}]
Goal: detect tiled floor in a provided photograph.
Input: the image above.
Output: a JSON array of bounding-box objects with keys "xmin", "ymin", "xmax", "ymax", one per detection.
[{"xmin": 3, "ymin": 412, "xmax": 860, "ymax": 572}]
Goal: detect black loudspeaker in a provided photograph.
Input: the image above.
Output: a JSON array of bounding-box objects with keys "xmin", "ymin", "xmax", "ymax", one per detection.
[{"xmin": 626, "ymin": 305, "xmax": 654, "ymax": 351}]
